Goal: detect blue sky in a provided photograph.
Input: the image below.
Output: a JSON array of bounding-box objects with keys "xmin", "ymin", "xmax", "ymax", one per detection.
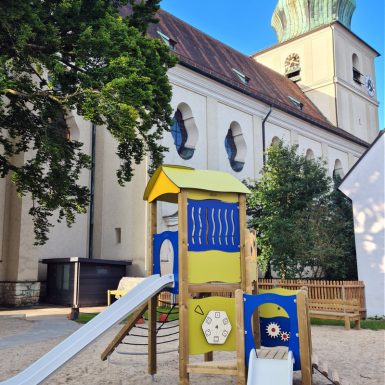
[{"xmin": 160, "ymin": 0, "xmax": 384, "ymax": 130}]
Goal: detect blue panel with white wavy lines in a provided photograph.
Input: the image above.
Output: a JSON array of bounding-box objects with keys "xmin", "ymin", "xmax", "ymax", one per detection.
[{"xmin": 187, "ymin": 199, "xmax": 240, "ymax": 252}]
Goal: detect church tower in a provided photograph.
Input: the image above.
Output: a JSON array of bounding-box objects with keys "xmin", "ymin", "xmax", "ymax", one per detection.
[{"xmin": 252, "ymin": 0, "xmax": 379, "ymax": 143}]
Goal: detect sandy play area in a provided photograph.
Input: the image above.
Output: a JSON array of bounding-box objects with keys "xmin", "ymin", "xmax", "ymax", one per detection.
[{"xmin": 0, "ymin": 315, "xmax": 384, "ymax": 385}]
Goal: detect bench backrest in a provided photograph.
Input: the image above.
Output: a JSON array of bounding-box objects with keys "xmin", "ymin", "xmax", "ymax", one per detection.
[{"xmin": 309, "ymin": 298, "xmax": 359, "ymax": 313}]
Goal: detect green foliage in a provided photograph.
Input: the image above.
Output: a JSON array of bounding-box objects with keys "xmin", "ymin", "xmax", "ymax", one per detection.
[
  {"xmin": 75, "ymin": 312, "xmax": 99, "ymax": 324},
  {"xmin": 246, "ymin": 142, "xmax": 357, "ymax": 279},
  {"xmin": 0, "ymin": 0, "xmax": 177, "ymax": 244},
  {"xmin": 311, "ymin": 317, "xmax": 385, "ymax": 330},
  {"xmin": 324, "ymin": 176, "xmax": 358, "ymax": 279},
  {"xmin": 75, "ymin": 306, "xmax": 179, "ymax": 324}
]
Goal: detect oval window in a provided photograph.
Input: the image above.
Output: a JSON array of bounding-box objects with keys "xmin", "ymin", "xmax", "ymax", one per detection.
[
  {"xmin": 224, "ymin": 122, "xmax": 246, "ymax": 172},
  {"xmin": 171, "ymin": 107, "xmax": 196, "ymax": 160}
]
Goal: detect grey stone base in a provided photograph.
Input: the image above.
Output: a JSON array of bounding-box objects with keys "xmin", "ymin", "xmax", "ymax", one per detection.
[{"xmin": 0, "ymin": 281, "xmax": 41, "ymax": 306}]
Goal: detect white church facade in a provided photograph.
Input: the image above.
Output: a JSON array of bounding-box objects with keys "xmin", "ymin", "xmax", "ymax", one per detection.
[
  {"xmin": 339, "ymin": 131, "xmax": 385, "ymax": 317},
  {"xmin": 0, "ymin": 1, "xmax": 380, "ymax": 306}
]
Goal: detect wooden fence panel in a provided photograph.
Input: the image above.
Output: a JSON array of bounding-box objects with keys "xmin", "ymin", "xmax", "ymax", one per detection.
[{"xmin": 259, "ymin": 279, "xmax": 366, "ymax": 318}]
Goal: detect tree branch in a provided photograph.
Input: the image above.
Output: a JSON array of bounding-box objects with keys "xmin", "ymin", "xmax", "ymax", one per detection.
[
  {"xmin": 2, "ymin": 88, "xmax": 63, "ymax": 103},
  {"xmin": 59, "ymin": 59, "xmax": 87, "ymax": 74}
]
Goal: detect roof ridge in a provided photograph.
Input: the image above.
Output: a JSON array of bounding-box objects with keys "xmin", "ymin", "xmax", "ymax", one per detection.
[
  {"xmin": 158, "ymin": 8, "xmax": 308, "ymax": 85},
  {"xmin": 158, "ymin": 8, "xmax": 256, "ymax": 63}
]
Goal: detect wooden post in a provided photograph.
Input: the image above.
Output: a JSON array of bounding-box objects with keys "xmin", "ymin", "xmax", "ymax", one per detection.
[
  {"xmin": 101, "ymin": 303, "xmax": 148, "ymax": 361},
  {"xmin": 252, "ymin": 281, "xmax": 261, "ymax": 349},
  {"xmin": 238, "ymin": 195, "xmax": 247, "ymax": 292},
  {"xmin": 235, "ymin": 289, "xmax": 246, "ymax": 385},
  {"xmin": 297, "ymin": 289, "xmax": 313, "ymax": 385},
  {"xmin": 148, "ymin": 201, "xmax": 157, "ymax": 375},
  {"xmin": 178, "ymin": 191, "xmax": 189, "ymax": 385}
]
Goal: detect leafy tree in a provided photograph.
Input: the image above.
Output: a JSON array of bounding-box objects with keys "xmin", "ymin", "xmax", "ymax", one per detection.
[
  {"xmin": 0, "ymin": 0, "xmax": 177, "ymax": 244},
  {"xmin": 246, "ymin": 142, "xmax": 357, "ymax": 279},
  {"xmin": 324, "ymin": 177, "xmax": 357, "ymax": 279}
]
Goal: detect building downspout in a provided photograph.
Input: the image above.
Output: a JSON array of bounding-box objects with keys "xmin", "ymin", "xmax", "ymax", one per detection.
[
  {"xmin": 262, "ymin": 106, "xmax": 273, "ymax": 165},
  {"xmin": 88, "ymin": 123, "xmax": 96, "ymax": 259}
]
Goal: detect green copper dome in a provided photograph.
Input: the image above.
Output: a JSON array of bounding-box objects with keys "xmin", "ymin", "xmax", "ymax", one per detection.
[{"xmin": 272, "ymin": 0, "xmax": 356, "ymax": 42}]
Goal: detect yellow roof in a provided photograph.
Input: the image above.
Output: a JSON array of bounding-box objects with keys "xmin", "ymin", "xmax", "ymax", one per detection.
[{"xmin": 143, "ymin": 165, "xmax": 250, "ymax": 203}]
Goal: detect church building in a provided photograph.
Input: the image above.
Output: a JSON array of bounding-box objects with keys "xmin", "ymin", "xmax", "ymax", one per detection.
[{"xmin": 0, "ymin": 0, "xmax": 380, "ymax": 306}]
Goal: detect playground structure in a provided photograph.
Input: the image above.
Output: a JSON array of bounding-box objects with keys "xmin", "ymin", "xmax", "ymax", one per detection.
[
  {"xmin": 126, "ymin": 165, "xmax": 314, "ymax": 385},
  {"xmin": 1, "ymin": 165, "xmax": 350, "ymax": 385},
  {"xmin": 143, "ymin": 165, "xmax": 256, "ymax": 384}
]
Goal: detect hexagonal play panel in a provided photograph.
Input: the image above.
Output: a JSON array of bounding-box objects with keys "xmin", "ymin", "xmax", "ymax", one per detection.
[{"xmin": 201, "ymin": 310, "xmax": 232, "ymax": 345}]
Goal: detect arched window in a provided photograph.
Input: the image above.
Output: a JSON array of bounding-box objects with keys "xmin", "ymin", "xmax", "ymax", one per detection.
[
  {"xmin": 352, "ymin": 54, "xmax": 362, "ymax": 84},
  {"xmin": 305, "ymin": 149, "xmax": 315, "ymax": 161},
  {"xmin": 170, "ymin": 104, "xmax": 198, "ymax": 160},
  {"xmin": 271, "ymin": 136, "xmax": 281, "ymax": 146},
  {"xmin": 333, "ymin": 159, "xmax": 344, "ymax": 180},
  {"xmin": 224, "ymin": 122, "xmax": 246, "ymax": 172},
  {"xmin": 159, "ymin": 238, "xmax": 175, "ymax": 276}
]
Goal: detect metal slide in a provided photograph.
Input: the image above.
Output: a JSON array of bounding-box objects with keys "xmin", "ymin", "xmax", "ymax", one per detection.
[
  {"xmin": 1, "ymin": 274, "xmax": 174, "ymax": 385},
  {"xmin": 247, "ymin": 350, "xmax": 294, "ymax": 385}
]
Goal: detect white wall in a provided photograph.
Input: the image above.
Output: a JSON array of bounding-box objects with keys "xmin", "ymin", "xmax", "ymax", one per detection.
[
  {"xmin": 92, "ymin": 127, "xmax": 148, "ymax": 276},
  {"xmin": 216, "ymin": 102, "xmax": 253, "ymax": 178},
  {"xmin": 297, "ymin": 136, "xmax": 323, "ymax": 159},
  {"xmin": 253, "ymin": 23, "xmax": 380, "ymax": 143},
  {"xmin": 333, "ymin": 24, "xmax": 379, "ymax": 142},
  {"xmin": 39, "ymin": 114, "xmax": 92, "ymax": 278},
  {"xmin": 166, "ymin": 65, "xmax": 367, "ymax": 179},
  {"xmin": 339, "ymin": 133, "xmax": 385, "ymax": 317},
  {"xmin": 165, "ymin": 85, "xmax": 207, "ymax": 170},
  {"xmin": 253, "ymin": 26, "xmax": 337, "ymax": 126},
  {"xmin": 156, "ymin": 65, "xmax": 367, "ymax": 238}
]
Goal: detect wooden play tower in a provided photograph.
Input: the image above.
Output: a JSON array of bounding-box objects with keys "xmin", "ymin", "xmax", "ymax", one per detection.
[{"xmin": 143, "ymin": 165, "xmax": 257, "ymax": 385}]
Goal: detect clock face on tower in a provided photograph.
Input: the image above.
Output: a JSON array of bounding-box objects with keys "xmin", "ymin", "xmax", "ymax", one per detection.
[
  {"xmin": 365, "ymin": 75, "xmax": 375, "ymax": 97},
  {"xmin": 285, "ymin": 53, "xmax": 300, "ymax": 73}
]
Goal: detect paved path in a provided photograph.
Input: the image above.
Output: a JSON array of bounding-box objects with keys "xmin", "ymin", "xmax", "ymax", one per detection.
[
  {"xmin": 0, "ymin": 305, "xmax": 106, "ymax": 317},
  {"xmin": 0, "ymin": 316, "xmax": 81, "ymax": 348},
  {"xmin": 0, "ymin": 305, "xmax": 106, "ymax": 349}
]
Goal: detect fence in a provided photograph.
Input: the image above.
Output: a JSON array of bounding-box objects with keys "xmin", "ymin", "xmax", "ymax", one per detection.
[
  {"xmin": 259, "ymin": 279, "xmax": 366, "ymax": 318},
  {"xmin": 159, "ymin": 279, "xmax": 366, "ymax": 318}
]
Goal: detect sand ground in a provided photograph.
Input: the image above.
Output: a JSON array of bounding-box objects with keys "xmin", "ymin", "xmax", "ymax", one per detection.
[{"xmin": 0, "ymin": 315, "xmax": 384, "ymax": 385}]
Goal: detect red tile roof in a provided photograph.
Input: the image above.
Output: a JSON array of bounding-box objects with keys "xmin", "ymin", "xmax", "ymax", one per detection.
[{"xmin": 120, "ymin": 6, "xmax": 368, "ymax": 147}]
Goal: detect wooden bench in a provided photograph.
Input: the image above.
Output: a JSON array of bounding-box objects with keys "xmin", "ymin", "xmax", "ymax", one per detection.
[
  {"xmin": 309, "ymin": 299, "xmax": 361, "ymax": 330},
  {"xmin": 107, "ymin": 277, "xmax": 145, "ymax": 306}
]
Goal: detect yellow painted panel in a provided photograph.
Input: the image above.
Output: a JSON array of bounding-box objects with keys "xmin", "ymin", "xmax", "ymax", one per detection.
[
  {"xmin": 259, "ymin": 288, "xmax": 298, "ymax": 296},
  {"xmin": 164, "ymin": 166, "xmax": 250, "ymax": 194},
  {"xmin": 143, "ymin": 165, "xmax": 250, "ymax": 202},
  {"xmin": 147, "ymin": 170, "xmax": 180, "ymax": 203},
  {"xmin": 189, "ymin": 297, "xmax": 236, "ymax": 355},
  {"xmin": 187, "ymin": 190, "xmax": 238, "ymax": 203},
  {"xmin": 188, "ymin": 251, "xmax": 241, "ymax": 284},
  {"xmin": 258, "ymin": 288, "xmax": 298, "ymax": 318}
]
